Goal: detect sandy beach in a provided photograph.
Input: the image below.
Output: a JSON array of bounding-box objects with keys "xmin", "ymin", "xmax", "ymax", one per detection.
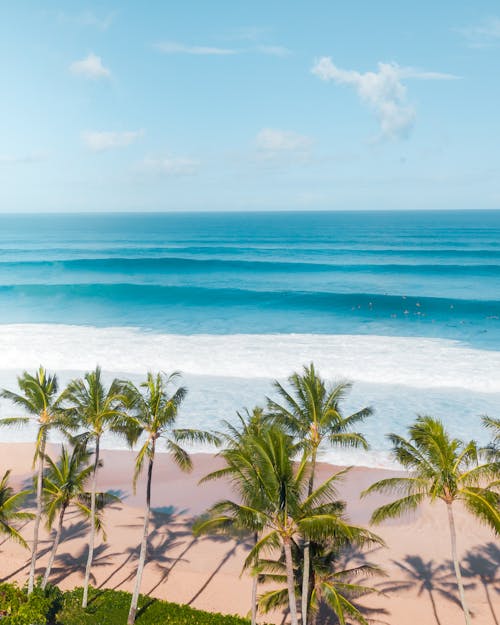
[{"xmin": 0, "ymin": 442, "xmax": 497, "ymax": 625}]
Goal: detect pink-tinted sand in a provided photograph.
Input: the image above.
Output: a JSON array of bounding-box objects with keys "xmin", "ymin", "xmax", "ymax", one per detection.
[{"xmin": 1, "ymin": 443, "xmax": 497, "ymax": 624}]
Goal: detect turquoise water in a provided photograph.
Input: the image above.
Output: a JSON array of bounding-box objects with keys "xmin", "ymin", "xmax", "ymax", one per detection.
[
  {"xmin": 0, "ymin": 210, "xmax": 499, "ymax": 465},
  {"xmin": 0, "ymin": 210, "xmax": 499, "ymax": 347}
]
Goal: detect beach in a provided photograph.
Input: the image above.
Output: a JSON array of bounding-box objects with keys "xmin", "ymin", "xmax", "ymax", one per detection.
[{"xmin": 1, "ymin": 442, "xmax": 497, "ymax": 625}]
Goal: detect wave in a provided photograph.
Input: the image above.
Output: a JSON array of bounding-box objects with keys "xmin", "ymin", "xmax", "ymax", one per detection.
[
  {"xmin": 0, "ymin": 282, "xmax": 499, "ymax": 312},
  {"xmin": 3, "ymin": 257, "xmax": 500, "ymax": 275},
  {"xmin": 0, "ymin": 324, "xmax": 499, "ymax": 394}
]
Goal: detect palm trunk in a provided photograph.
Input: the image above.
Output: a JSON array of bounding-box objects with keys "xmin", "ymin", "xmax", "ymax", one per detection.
[
  {"xmin": 128, "ymin": 444, "xmax": 155, "ymax": 625},
  {"xmin": 251, "ymin": 532, "xmax": 258, "ymax": 625},
  {"xmin": 284, "ymin": 537, "xmax": 299, "ymax": 625},
  {"xmin": 483, "ymin": 581, "xmax": 499, "ymax": 625},
  {"xmin": 301, "ymin": 445, "xmax": 317, "ymax": 625},
  {"xmin": 82, "ymin": 436, "xmax": 100, "ymax": 608},
  {"xmin": 41, "ymin": 504, "xmax": 66, "ymax": 589},
  {"xmin": 28, "ymin": 435, "xmax": 46, "ymax": 594},
  {"xmin": 446, "ymin": 502, "xmax": 471, "ymax": 625}
]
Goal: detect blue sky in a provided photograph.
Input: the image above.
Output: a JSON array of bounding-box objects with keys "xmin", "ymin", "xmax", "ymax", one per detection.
[{"xmin": 1, "ymin": 1, "xmax": 500, "ymax": 212}]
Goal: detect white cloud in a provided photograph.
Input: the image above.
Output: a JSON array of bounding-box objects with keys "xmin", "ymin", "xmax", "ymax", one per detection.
[
  {"xmin": 141, "ymin": 156, "xmax": 199, "ymax": 176},
  {"xmin": 58, "ymin": 10, "xmax": 116, "ymax": 30},
  {"xmin": 256, "ymin": 128, "xmax": 313, "ymax": 153},
  {"xmin": 457, "ymin": 16, "xmax": 500, "ymax": 48},
  {"xmin": 70, "ymin": 53, "xmax": 111, "ymax": 79},
  {"xmin": 82, "ymin": 130, "xmax": 144, "ymax": 152},
  {"xmin": 312, "ymin": 58, "xmax": 458, "ymax": 140},
  {"xmin": 155, "ymin": 42, "xmax": 236, "ymax": 55}
]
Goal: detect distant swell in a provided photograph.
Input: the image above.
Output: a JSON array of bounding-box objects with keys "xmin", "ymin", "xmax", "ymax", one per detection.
[
  {"xmin": 1, "ymin": 282, "xmax": 500, "ymax": 313},
  {"xmin": 2, "ymin": 257, "xmax": 500, "ymax": 275}
]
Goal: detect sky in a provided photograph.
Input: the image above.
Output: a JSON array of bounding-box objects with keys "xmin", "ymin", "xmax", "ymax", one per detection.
[{"xmin": 1, "ymin": 1, "xmax": 500, "ymax": 212}]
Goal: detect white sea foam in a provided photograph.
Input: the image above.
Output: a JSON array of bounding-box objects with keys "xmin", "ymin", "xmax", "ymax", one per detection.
[
  {"xmin": 1, "ymin": 324, "xmax": 499, "ymax": 468},
  {"xmin": 0, "ymin": 324, "xmax": 499, "ymax": 393}
]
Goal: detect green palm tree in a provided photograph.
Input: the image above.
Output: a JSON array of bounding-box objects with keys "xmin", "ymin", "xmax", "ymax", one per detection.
[
  {"xmin": 0, "ymin": 366, "xmax": 68, "ymax": 593},
  {"xmin": 482, "ymin": 415, "xmax": 500, "ymax": 463},
  {"xmin": 195, "ymin": 407, "xmax": 268, "ymax": 625},
  {"xmin": 362, "ymin": 416, "xmax": 500, "ymax": 625},
  {"xmin": 121, "ymin": 371, "xmax": 219, "ymax": 625},
  {"xmin": 61, "ymin": 366, "xmax": 125, "ymax": 607},
  {"xmin": 267, "ymin": 363, "xmax": 372, "ymax": 624},
  {"xmin": 41, "ymin": 445, "xmax": 118, "ymax": 589},
  {"xmin": 258, "ymin": 539, "xmax": 383, "ymax": 625},
  {"xmin": 202, "ymin": 425, "xmax": 370, "ymax": 625},
  {"xmin": 0, "ymin": 470, "xmax": 34, "ymax": 548}
]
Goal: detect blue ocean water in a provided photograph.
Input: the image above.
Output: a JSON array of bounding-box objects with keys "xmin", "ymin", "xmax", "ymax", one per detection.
[
  {"xmin": 0, "ymin": 210, "xmax": 499, "ymax": 466},
  {"xmin": 0, "ymin": 210, "xmax": 499, "ymax": 347}
]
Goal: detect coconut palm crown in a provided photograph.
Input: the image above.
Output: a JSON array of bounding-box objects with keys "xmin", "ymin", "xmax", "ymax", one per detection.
[
  {"xmin": 61, "ymin": 366, "xmax": 126, "ymax": 607},
  {"xmin": 41, "ymin": 445, "xmax": 118, "ymax": 589},
  {"xmin": 121, "ymin": 371, "xmax": 219, "ymax": 625},
  {"xmin": 201, "ymin": 425, "xmax": 378, "ymax": 625},
  {"xmin": 362, "ymin": 415, "xmax": 500, "ymax": 625},
  {"xmin": 0, "ymin": 366, "xmax": 69, "ymax": 593},
  {"xmin": 267, "ymin": 363, "xmax": 372, "ymax": 624},
  {"xmin": 0, "ymin": 470, "xmax": 34, "ymax": 549}
]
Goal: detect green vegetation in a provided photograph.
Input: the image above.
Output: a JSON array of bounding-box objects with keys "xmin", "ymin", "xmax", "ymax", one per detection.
[
  {"xmin": 0, "ymin": 584, "xmax": 251, "ymax": 625},
  {"xmin": 0, "ymin": 363, "xmax": 498, "ymax": 625}
]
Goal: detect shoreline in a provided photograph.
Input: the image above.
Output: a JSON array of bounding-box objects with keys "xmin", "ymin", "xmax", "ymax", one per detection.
[{"xmin": 1, "ymin": 442, "xmax": 497, "ymax": 624}]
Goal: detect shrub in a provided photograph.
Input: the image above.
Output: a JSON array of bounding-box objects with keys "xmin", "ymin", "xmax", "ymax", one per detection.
[
  {"xmin": 58, "ymin": 588, "xmax": 251, "ymax": 625},
  {"xmin": 0, "ymin": 582, "xmax": 62, "ymax": 625},
  {"xmin": 0, "ymin": 584, "xmax": 252, "ymax": 625}
]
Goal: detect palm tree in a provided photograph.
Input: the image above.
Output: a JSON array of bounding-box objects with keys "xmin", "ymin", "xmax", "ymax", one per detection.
[
  {"xmin": 258, "ymin": 539, "xmax": 383, "ymax": 625},
  {"xmin": 121, "ymin": 371, "xmax": 219, "ymax": 625},
  {"xmin": 40, "ymin": 445, "xmax": 119, "ymax": 589},
  {"xmin": 195, "ymin": 407, "xmax": 267, "ymax": 625},
  {"xmin": 0, "ymin": 470, "xmax": 34, "ymax": 548},
  {"xmin": 62, "ymin": 366, "xmax": 125, "ymax": 607},
  {"xmin": 0, "ymin": 367, "xmax": 68, "ymax": 593},
  {"xmin": 202, "ymin": 425, "xmax": 369, "ymax": 625},
  {"xmin": 482, "ymin": 415, "xmax": 500, "ymax": 464},
  {"xmin": 362, "ymin": 416, "xmax": 500, "ymax": 625},
  {"xmin": 267, "ymin": 363, "xmax": 372, "ymax": 624}
]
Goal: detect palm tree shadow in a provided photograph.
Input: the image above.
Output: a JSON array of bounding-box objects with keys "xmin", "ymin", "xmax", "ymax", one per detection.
[
  {"xmin": 50, "ymin": 543, "xmax": 117, "ymax": 585},
  {"xmin": 187, "ymin": 537, "xmax": 241, "ymax": 606},
  {"xmin": 94, "ymin": 508, "xmax": 196, "ymax": 597},
  {"xmin": 462, "ymin": 543, "xmax": 500, "ymax": 625},
  {"xmin": 378, "ymin": 555, "xmax": 471, "ymax": 625}
]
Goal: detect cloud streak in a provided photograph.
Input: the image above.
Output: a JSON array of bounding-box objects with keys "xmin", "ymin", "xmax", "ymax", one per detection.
[
  {"xmin": 140, "ymin": 156, "xmax": 199, "ymax": 176},
  {"xmin": 70, "ymin": 53, "xmax": 111, "ymax": 79},
  {"xmin": 155, "ymin": 41, "xmax": 291, "ymax": 57},
  {"xmin": 457, "ymin": 16, "xmax": 500, "ymax": 48},
  {"xmin": 58, "ymin": 10, "xmax": 116, "ymax": 30},
  {"xmin": 82, "ymin": 130, "xmax": 144, "ymax": 152},
  {"xmin": 256, "ymin": 128, "xmax": 312, "ymax": 153},
  {"xmin": 155, "ymin": 42, "xmax": 236, "ymax": 55},
  {"xmin": 312, "ymin": 58, "xmax": 458, "ymax": 140},
  {"xmin": 0, "ymin": 152, "xmax": 47, "ymax": 164}
]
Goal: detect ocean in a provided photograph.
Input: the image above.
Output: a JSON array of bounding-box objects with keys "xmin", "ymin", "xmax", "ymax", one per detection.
[{"xmin": 0, "ymin": 210, "xmax": 499, "ymax": 467}]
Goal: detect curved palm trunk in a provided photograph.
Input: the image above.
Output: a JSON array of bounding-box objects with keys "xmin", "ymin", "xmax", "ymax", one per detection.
[
  {"xmin": 301, "ymin": 445, "xmax": 317, "ymax": 625},
  {"xmin": 128, "ymin": 446, "xmax": 155, "ymax": 625},
  {"xmin": 28, "ymin": 435, "xmax": 46, "ymax": 594},
  {"xmin": 446, "ymin": 502, "xmax": 471, "ymax": 625},
  {"xmin": 284, "ymin": 537, "xmax": 299, "ymax": 625},
  {"xmin": 251, "ymin": 532, "xmax": 258, "ymax": 625},
  {"xmin": 41, "ymin": 504, "xmax": 67, "ymax": 589},
  {"xmin": 82, "ymin": 436, "xmax": 100, "ymax": 608}
]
